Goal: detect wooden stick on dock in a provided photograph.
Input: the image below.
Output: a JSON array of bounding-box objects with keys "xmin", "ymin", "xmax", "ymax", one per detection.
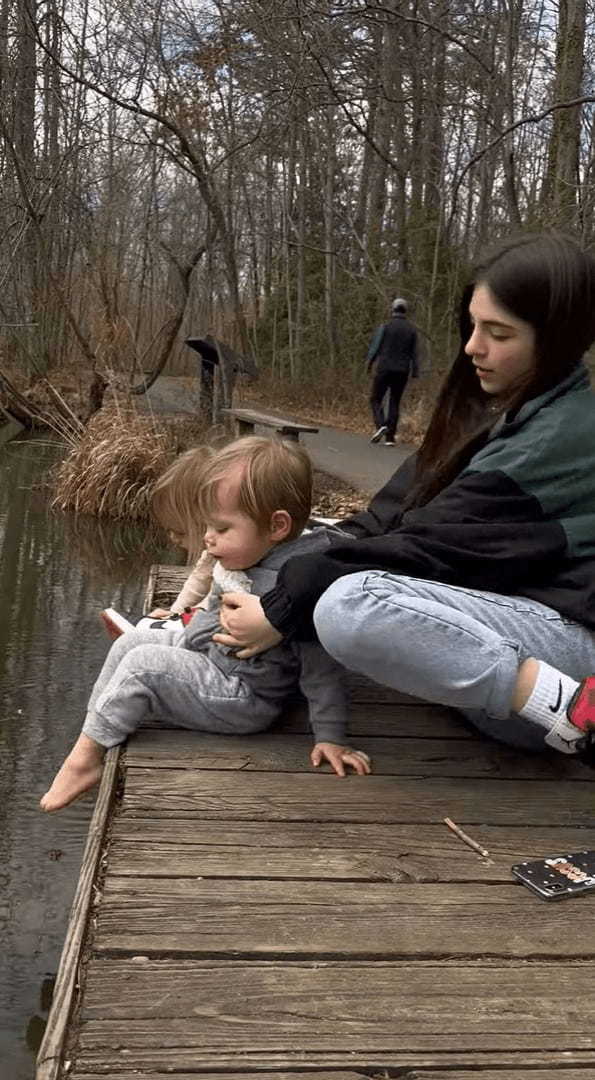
[{"xmin": 444, "ymin": 816, "xmax": 490, "ymax": 858}]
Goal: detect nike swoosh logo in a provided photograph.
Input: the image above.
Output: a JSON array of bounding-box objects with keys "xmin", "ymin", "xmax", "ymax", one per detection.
[{"xmin": 549, "ymin": 680, "xmax": 563, "ymax": 713}]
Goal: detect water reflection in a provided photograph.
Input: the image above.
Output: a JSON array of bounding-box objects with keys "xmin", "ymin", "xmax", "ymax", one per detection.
[
  {"xmin": 61, "ymin": 510, "xmax": 166, "ymax": 582},
  {"xmin": 0, "ymin": 435, "xmax": 171, "ymax": 1078}
]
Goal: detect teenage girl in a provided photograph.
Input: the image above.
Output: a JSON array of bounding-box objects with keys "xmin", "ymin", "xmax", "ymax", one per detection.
[{"xmin": 214, "ymin": 233, "xmax": 595, "ymax": 761}]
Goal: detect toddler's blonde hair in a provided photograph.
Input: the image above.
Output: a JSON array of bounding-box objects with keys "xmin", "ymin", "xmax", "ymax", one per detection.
[
  {"xmin": 151, "ymin": 445, "xmax": 214, "ymax": 557},
  {"xmin": 198, "ymin": 436, "xmax": 312, "ymax": 542},
  {"xmin": 151, "ymin": 436, "xmax": 312, "ymax": 554}
]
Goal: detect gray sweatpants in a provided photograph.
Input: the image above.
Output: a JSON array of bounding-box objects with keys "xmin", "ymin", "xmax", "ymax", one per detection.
[
  {"xmin": 314, "ymin": 572, "xmax": 595, "ymax": 751},
  {"xmin": 83, "ymin": 629, "xmax": 277, "ymax": 749}
]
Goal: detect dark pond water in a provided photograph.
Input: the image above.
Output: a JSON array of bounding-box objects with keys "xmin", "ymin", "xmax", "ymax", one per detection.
[{"xmin": 0, "ymin": 434, "xmax": 171, "ymax": 1078}]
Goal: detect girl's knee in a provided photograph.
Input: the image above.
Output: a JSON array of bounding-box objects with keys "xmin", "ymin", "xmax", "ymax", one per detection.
[
  {"xmin": 315, "ymin": 571, "xmax": 399, "ymax": 634},
  {"xmin": 314, "ymin": 571, "xmax": 436, "ymax": 675}
]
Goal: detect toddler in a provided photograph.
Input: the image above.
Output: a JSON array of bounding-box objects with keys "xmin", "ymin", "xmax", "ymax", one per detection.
[
  {"xmin": 41, "ymin": 436, "xmax": 371, "ymax": 811},
  {"xmin": 150, "ymin": 445, "xmax": 225, "ymax": 623}
]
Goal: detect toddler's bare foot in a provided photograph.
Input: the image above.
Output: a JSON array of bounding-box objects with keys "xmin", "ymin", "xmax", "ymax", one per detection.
[{"xmin": 40, "ymin": 734, "xmax": 105, "ymax": 812}]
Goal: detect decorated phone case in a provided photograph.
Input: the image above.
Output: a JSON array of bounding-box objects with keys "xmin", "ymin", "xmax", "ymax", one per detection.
[{"xmin": 511, "ymin": 850, "xmax": 595, "ymax": 901}]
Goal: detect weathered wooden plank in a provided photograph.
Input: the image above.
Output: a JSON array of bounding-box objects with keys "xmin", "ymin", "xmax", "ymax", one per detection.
[
  {"xmin": 106, "ymin": 836, "xmax": 441, "ymax": 883},
  {"xmin": 141, "ymin": 564, "xmax": 158, "ymax": 619},
  {"xmin": 70, "ymin": 1073, "xmax": 595, "ymax": 1080},
  {"xmin": 311, "ymin": 675, "xmax": 447, "ymax": 706},
  {"xmin": 107, "ymin": 819, "xmax": 595, "ymax": 882},
  {"xmin": 71, "ymin": 1051, "xmax": 595, "ymax": 1073},
  {"xmin": 121, "ymin": 768, "xmax": 595, "ymax": 826},
  {"xmin": 125, "ymin": 727, "xmax": 584, "ymax": 779},
  {"xmin": 73, "ymin": 1074, "xmax": 365, "ymax": 1080},
  {"xmin": 36, "ymin": 748, "xmax": 121, "ymax": 1080},
  {"xmin": 76, "ymin": 959, "xmax": 595, "ymax": 1068},
  {"xmin": 141, "ymin": 701, "xmax": 471, "ymax": 739},
  {"xmin": 404, "ymin": 1073, "xmax": 594, "ymax": 1080},
  {"xmin": 93, "ymin": 876, "xmax": 595, "ymax": 958}
]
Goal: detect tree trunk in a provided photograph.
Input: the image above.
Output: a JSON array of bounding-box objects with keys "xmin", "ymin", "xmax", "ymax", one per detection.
[
  {"xmin": 540, "ymin": 0, "xmax": 586, "ymax": 226},
  {"xmin": 323, "ymin": 107, "xmax": 338, "ymax": 367},
  {"xmin": 294, "ymin": 124, "xmax": 307, "ymax": 381}
]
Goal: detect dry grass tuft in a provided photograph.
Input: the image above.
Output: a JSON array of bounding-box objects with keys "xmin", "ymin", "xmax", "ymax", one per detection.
[{"xmin": 51, "ymin": 405, "xmax": 210, "ymax": 521}]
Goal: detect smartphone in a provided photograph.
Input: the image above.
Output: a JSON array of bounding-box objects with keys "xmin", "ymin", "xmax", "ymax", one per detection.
[{"xmin": 511, "ymin": 849, "xmax": 595, "ymax": 901}]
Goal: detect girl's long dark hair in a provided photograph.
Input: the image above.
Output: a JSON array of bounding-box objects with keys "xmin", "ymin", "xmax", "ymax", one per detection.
[{"xmin": 408, "ymin": 233, "xmax": 595, "ymax": 508}]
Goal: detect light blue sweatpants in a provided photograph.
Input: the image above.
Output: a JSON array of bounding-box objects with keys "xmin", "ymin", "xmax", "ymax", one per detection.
[
  {"xmin": 83, "ymin": 628, "xmax": 277, "ymax": 749},
  {"xmin": 313, "ymin": 572, "xmax": 595, "ymax": 751}
]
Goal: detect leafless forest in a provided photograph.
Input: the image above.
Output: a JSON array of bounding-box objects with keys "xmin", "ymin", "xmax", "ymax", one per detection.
[{"xmin": 1, "ymin": 0, "xmax": 593, "ymax": 419}]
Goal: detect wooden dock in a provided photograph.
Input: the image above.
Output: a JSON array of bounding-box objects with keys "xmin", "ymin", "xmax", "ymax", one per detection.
[{"xmin": 38, "ymin": 565, "xmax": 595, "ymax": 1079}]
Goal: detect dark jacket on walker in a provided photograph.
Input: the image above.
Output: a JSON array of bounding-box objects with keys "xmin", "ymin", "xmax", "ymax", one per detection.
[{"xmin": 367, "ymin": 313, "xmax": 419, "ymax": 377}]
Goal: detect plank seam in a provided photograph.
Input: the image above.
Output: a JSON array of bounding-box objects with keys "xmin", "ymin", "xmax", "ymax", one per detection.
[{"xmin": 88, "ymin": 948, "xmax": 595, "ymax": 962}]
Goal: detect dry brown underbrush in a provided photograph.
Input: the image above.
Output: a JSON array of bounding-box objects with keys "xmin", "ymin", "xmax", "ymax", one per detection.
[
  {"xmin": 51, "ymin": 406, "xmax": 211, "ymax": 521},
  {"xmin": 311, "ymin": 470, "xmax": 369, "ymax": 518}
]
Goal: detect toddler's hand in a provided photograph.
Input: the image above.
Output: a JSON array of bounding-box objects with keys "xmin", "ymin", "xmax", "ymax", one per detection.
[
  {"xmin": 310, "ymin": 742, "xmax": 372, "ymax": 777},
  {"xmin": 149, "ymin": 607, "xmax": 174, "ymax": 618}
]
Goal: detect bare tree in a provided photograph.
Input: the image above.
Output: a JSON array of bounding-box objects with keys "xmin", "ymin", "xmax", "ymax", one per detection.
[
  {"xmin": 541, "ymin": 0, "xmax": 586, "ymax": 225},
  {"xmin": 2, "ymin": 0, "xmax": 595, "ymax": 417}
]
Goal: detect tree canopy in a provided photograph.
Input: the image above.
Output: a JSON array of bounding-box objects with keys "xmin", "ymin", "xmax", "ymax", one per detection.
[{"xmin": 1, "ymin": 0, "xmax": 593, "ymax": 394}]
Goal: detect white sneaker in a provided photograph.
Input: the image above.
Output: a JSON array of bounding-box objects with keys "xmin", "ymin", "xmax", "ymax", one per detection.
[
  {"xmin": 384, "ymin": 439, "xmax": 396, "ymax": 446},
  {"xmin": 370, "ymin": 425, "xmax": 387, "ymax": 444}
]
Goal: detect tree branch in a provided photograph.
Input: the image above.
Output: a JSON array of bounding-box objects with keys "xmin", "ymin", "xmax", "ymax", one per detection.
[{"xmin": 447, "ymin": 95, "xmax": 595, "ymax": 235}]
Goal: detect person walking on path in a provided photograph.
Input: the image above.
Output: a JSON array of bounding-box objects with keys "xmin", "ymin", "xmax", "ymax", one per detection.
[
  {"xmin": 213, "ymin": 233, "xmax": 595, "ymax": 765},
  {"xmin": 367, "ymin": 298, "xmax": 419, "ymax": 445}
]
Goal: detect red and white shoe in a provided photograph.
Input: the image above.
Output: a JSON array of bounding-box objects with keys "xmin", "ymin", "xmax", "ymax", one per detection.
[{"xmin": 567, "ymin": 677, "xmax": 595, "ymax": 766}]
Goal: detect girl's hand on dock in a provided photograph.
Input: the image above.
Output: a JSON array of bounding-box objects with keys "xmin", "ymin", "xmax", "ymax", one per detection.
[
  {"xmin": 310, "ymin": 742, "xmax": 372, "ymax": 777},
  {"xmin": 214, "ymin": 592, "xmax": 282, "ymax": 658},
  {"xmin": 149, "ymin": 607, "xmax": 174, "ymax": 618}
]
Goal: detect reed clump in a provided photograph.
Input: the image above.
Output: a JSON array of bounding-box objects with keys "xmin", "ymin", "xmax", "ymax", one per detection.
[{"xmin": 51, "ymin": 406, "xmax": 198, "ymax": 521}]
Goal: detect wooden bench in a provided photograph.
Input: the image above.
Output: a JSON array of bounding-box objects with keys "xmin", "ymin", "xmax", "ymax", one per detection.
[{"xmin": 222, "ymin": 407, "xmax": 318, "ymax": 442}]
